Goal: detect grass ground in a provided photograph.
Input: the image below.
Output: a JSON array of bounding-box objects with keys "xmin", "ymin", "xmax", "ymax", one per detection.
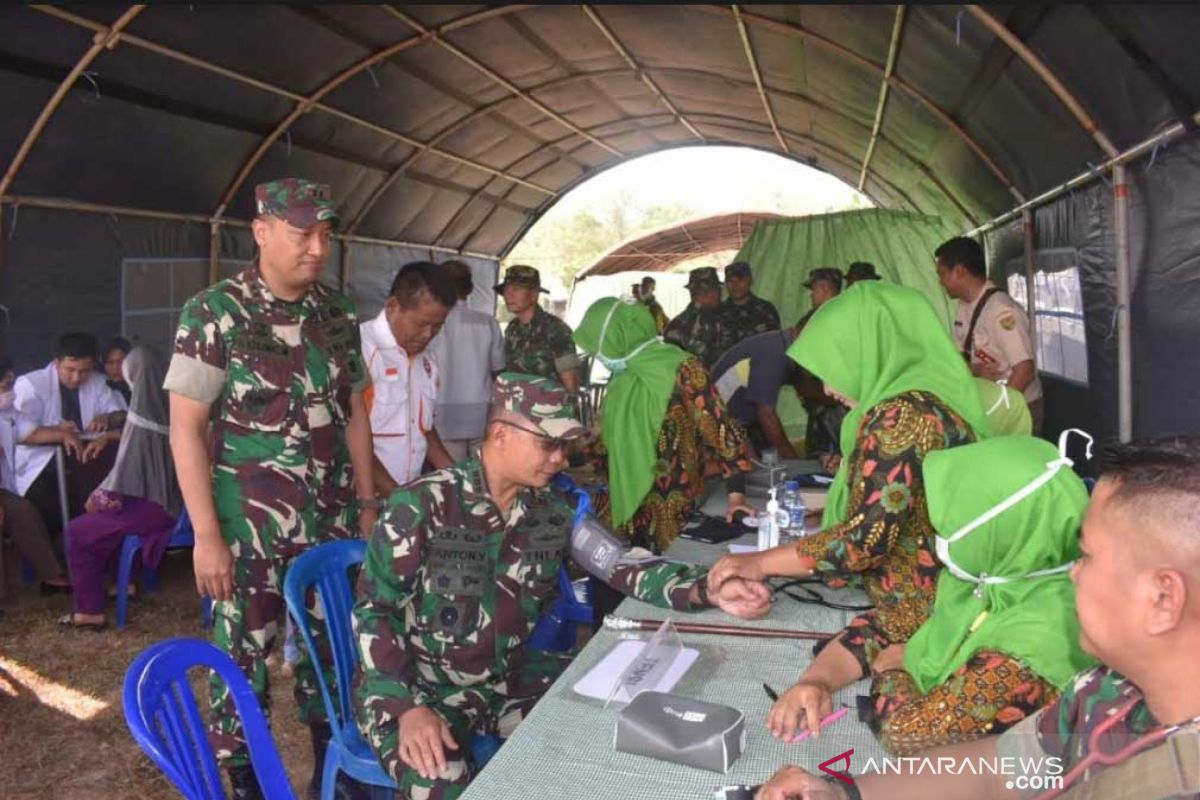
[{"xmin": 0, "ymin": 552, "xmax": 314, "ymax": 800}]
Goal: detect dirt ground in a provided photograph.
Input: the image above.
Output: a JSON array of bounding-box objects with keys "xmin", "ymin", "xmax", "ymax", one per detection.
[{"xmin": 0, "ymin": 552, "xmax": 314, "ymax": 800}]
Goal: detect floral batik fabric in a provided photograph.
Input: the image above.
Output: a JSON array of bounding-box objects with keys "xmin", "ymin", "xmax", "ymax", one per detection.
[
  {"xmin": 795, "ymin": 390, "xmax": 976, "ymax": 674},
  {"xmin": 592, "ymin": 357, "xmax": 753, "ymax": 552}
]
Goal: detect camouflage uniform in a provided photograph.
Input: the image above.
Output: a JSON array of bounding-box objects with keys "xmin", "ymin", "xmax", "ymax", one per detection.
[
  {"xmin": 352, "ymin": 373, "xmax": 709, "ymax": 799},
  {"xmin": 721, "ymin": 295, "xmax": 781, "ymax": 342},
  {"xmin": 497, "ymin": 265, "xmax": 580, "ymax": 381},
  {"xmin": 642, "ymin": 295, "xmax": 668, "ymax": 335},
  {"xmin": 664, "ymin": 266, "xmax": 736, "ymax": 367},
  {"xmin": 163, "ymin": 178, "xmax": 367, "ymax": 767},
  {"xmin": 998, "ymin": 666, "xmax": 1159, "ymax": 793}
]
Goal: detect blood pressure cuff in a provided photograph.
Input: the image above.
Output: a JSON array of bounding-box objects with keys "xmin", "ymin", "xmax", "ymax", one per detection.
[
  {"xmin": 614, "ymin": 691, "xmax": 745, "ymax": 773},
  {"xmin": 570, "ymin": 514, "xmax": 625, "ymax": 581}
]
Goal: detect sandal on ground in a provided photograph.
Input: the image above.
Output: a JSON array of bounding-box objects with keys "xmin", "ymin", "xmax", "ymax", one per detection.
[{"xmin": 57, "ymin": 613, "xmax": 107, "ymax": 632}]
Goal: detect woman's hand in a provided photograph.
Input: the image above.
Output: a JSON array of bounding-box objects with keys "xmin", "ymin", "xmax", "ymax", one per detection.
[
  {"xmin": 768, "ymin": 678, "xmax": 835, "ymax": 740},
  {"xmin": 725, "ymin": 492, "xmax": 757, "ymax": 523}
]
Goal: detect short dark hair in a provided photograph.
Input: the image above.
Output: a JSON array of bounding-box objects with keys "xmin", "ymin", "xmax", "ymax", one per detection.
[
  {"xmin": 388, "ymin": 261, "xmax": 457, "ymax": 309},
  {"xmin": 441, "ymin": 260, "xmax": 474, "ymax": 300},
  {"xmin": 641, "ymin": 276, "xmax": 656, "ymax": 289},
  {"xmin": 1101, "ymin": 437, "xmax": 1200, "ymax": 531},
  {"xmin": 105, "ymin": 336, "xmax": 132, "ymax": 357},
  {"xmin": 935, "ymin": 237, "xmax": 986, "ymax": 279},
  {"xmin": 56, "ymin": 332, "xmax": 98, "ymax": 361}
]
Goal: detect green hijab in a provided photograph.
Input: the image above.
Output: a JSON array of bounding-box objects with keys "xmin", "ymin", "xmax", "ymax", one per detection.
[
  {"xmin": 788, "ymin": 281, "xmax": 992, "ymax": 527},
  {"xmin": 975, "ymin": 378, "xmax": 1032, "ymax": 437},
  {"xmin": 574, "ymin": 298, "xmax": 689, "ymax": 527},
  {"xmin": 905, "ymin": 436, "xmax": 1096, "ymax": 692}
]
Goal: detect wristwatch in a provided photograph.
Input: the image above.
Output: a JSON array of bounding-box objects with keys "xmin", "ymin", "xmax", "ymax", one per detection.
[
  {"xmin": 357, "ymin": 497, "xmax": 386, "ymax": 510},
  {"xmin": 695, "ymin": 574, "xmax": 713, "ymax": 608}
]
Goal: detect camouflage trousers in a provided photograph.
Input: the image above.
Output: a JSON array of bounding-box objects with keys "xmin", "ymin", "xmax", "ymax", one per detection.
[
  {"xmin": 388, "ymin": 650, "xmax": 573, "ymax": 800},
  {"xmin": 208, "ymin": 555, "xmax": 337, "ymax": 767}
]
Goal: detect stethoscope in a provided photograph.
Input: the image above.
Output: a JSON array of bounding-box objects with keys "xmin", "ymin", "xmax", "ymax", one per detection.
[{"xmin": 1033, "ymin": 698, "xmax": 1197, "ymax": 800}]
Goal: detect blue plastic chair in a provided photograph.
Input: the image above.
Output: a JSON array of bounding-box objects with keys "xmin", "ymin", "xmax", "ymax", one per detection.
[
  {"xmin": 116, "ymin": 508, "xmax": 213, "ymax": 630},
  {"xmin": 123, "ymin": 637, "xmax": 297, "ymax": 800},
  {"xmin": 283, "ymin": 539, "xmax": 396, "ymax": 799}
]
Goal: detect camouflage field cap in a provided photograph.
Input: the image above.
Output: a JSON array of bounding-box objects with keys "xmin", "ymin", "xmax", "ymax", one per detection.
[
  {"xmin": 846, "ymin": 261, "xmax": 882, "ymax": 282},
  {"xmin": 491, "ymin": 372, "xmax": 586, "ymax": 440},
  {"xmin": 803, "ymin": 267, "xmax": 844, "ymax": 291},
  {"xmin": 494, "ymin": 264, "xmax": 549, "ymax": 294},
  {"xmin": 686, "ymin": 266, "xmax": 723, "ymax": 291},
  {"xmin": 255, "ymin": 178, "xmax": 339, "ymax": 229},
  {"xmin": 724, "ymin": 260, "xmax": 753, "ymax": 279}
]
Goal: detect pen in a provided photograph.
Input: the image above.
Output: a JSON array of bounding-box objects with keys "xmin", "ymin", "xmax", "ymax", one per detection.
[
  {"xmin": 787, "ymin": 706, "xmax": 850, "ymax": 742},
  {"xmin": 762, "ymin": 682, "xmax": 779, "ymax": 703}
]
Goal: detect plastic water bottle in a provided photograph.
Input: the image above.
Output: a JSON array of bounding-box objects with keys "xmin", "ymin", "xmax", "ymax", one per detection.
[
  {"xmin": 758, "ymin": 487, "xmax": 782, "ymax": 551},
  {"xmin": 781, "ymin": 481, "xmax": 807, "ymax": 543}
]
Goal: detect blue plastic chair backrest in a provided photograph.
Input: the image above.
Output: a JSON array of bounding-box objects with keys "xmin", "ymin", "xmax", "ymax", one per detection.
[
  {"xmin": 123, "ymin": 638, "xmax": 295, "ymax": 800},
  {"xmin": 282, "ymin": 539, "xmax": 366, "ymax": 737},
  {"xmin": 550, "ymin": 473, "xmax": 593, "ymax": 602},
  {"xmin": 169, "ymin": 506, "xmax": 195, "ymax": 548}
]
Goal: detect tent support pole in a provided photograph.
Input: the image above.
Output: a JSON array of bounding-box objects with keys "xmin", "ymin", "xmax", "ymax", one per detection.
[
  {"xmin": 1022, "ymin": 210, "xmax": 1037, "ymax": 361},
  {"xmin": 1113, "ymin": 165, "xmax": 1133, "ymax": 442},
  {"xmin": 208, "ymin": 219, "xmax": 220, "ymax": 284},
  {"xmin": 339, "ymin": 242, "xmax": 351, "ymax": 293}
]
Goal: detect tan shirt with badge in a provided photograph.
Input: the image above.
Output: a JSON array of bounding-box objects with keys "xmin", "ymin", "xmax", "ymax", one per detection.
[{"xmin": 953, "ymin": 281, "xmax": 1042, "ymax": 403}]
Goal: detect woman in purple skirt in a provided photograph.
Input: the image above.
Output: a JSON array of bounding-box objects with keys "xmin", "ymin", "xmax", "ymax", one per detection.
[{"xmin": 58, "ymin": 345, "xmax": 180, "ymax": 630}]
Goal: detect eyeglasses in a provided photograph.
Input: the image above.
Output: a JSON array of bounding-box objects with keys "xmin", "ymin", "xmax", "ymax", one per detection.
[{"xmin": 492, "ymin": 419, "xmax": 570, "ymax": 454}]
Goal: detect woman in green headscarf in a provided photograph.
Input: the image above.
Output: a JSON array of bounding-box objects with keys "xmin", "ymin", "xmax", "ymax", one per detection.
[
  {"xmin": 868, "ymin": 434, "xmax": 1095, "ymax": 754},
  {"xmin": 574, "ymin": 297, "xmax": 754, "ymax": 553},
  {"xmin": 708, "ymin": 281, "xmax": 987, "ymax": 740}
]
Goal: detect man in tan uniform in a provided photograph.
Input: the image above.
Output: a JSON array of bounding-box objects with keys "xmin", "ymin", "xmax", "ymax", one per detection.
[{"xmin": 935, "ymin": 237, "xmax": 1044, "ymax": 434}]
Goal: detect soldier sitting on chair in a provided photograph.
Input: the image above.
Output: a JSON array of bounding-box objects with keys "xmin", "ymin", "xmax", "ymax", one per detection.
[{"xmin": 353, "ymin": 372, "xmax": 773, "ymax": 800}]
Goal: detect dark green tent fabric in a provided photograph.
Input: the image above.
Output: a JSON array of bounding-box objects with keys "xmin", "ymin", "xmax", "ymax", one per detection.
[{"xmin": 733, "ymin": 209, "xmax": 964, "ymax": 441}]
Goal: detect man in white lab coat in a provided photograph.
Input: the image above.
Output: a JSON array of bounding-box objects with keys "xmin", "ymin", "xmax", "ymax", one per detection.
[
  {"xmin": 360, "ymin": 262, "xmax": 457, "ymax": 499},
  {"xmin": 13, "ymin": 332, "xmax": 126, "ymax": 536}
]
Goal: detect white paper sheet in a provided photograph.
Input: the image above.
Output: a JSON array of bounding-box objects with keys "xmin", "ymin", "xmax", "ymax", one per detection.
[{"xmin": 573, "ymin": 640, "xmax": 700, "ymax": 704}]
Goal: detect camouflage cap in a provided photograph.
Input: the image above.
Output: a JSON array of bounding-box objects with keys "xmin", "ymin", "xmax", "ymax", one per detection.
[
  {"xmin": 803, "ymin": 267, "xmax": 844, "ymax": 291},
  {"xmin": 254, "ymin": 178, "xmax": 339, "ymax": 229},
  {"xmin": 724, "ymin": 260, "xmax": 752, "ymax": 279},
  {"xmin": 491, "ymin": 372, "xmax": 586, "ymax": 440},
  {"xmin": 494, "ymin": 264, "xmax": 549, "ymax": 294},
  {"xmin": 686, "ymin": 266, "xmax": 723, "ymax": 291},
  {"xmin": 846, "ymin": 261, "xmax": 882, "ymax": 282}
]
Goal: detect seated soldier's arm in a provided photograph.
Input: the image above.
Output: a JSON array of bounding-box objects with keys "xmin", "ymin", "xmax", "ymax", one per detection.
[{"xmin": 1008, "ymin": 360, "xmax": 1035, "ymax": 393}]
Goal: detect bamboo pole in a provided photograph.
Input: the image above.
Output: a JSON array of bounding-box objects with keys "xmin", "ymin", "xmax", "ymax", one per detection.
[
  {"xmin": 859, "ymin": 6, "xmax": 906, "ymax": 192},
  {"xmin": 0, "ymin": 5, "xmax": 145, "ymax": 198},
  {"xmin": 732, "ymin": 5, "xmax": 789, "ymax": 155}
]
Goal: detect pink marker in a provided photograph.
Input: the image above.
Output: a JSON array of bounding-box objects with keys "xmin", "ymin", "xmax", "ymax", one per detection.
[{"xmin": 787, "ymin": 707, "xmax": 850, "ymax": 742}]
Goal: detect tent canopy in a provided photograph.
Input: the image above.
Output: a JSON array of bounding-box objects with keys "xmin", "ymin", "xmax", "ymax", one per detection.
[
  {"xmin": 3, "ymin": 4, "xmax": 1197, "ymax": 255},
  {"xmin": 579, "ymin": 211, "xmax": 782, "ymax": 277}
]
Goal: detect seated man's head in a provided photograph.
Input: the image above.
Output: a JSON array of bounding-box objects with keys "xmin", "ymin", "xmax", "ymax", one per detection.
[
  {"xmin": 686, "ymin": 267, "xmax": 723, "ymax": 310},
  {"xmin": 104, "ymin": 337, "xmax": 132, "ymax": 383},
  {"xmin": 385, "ymin": 261, "xmax": 456, "ymax": 355},
  {"xmin": 934, "ymin": 236, "xmax": 987, "ymax": 301},
  {"xmin": 724, "ymin": 261, "xmax": 754, "ymax": 302},
  {"xmin": 1073, "ymin": 438, "xmax": 1200, "ymax": 679},
  {"xmin": 442, "ymin": 259, "xmax": 474, "ymax": 302},
  {"xmin": 55, "ymin": 332, "xmax": 98, "ymax": 390},
  {"xmin": 803, "ymin": 268, "xmax": 843, "ymax": 310},
  {"xmin": 482, "ymin": 373, "xmax": 586, "ymax": 488}
]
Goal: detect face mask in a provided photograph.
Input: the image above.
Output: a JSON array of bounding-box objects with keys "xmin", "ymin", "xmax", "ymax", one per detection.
[
  {"xmin": 936, "ymin": 428, "xmax": 1094, "ymax": 598},
  {"xmin": 595, "ymin": 299, "xmax": 660, "ymax": 375}
]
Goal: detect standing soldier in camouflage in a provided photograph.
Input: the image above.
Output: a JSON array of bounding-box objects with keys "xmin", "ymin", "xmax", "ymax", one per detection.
[
  {"xmin": 353, "ymin": 373, "xmax": 772, "ymax": 799},
  {"xmin": 497, "ymin": 265, "xmax": 581, "ymax": 391},
  {"xmin": 664, "ymin": 266, "xmax": 733, "ymax": 368},
  {"xmin": 165, "ymin": 178, "xmax": 377, "ymax": 800},
  {"xmin": 721, "ymin": 260, "xmax": 780, "ymax": 342},
  {"xmin": 640, "ymin": 275, "xmax": 669, "ymax": 334}
]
